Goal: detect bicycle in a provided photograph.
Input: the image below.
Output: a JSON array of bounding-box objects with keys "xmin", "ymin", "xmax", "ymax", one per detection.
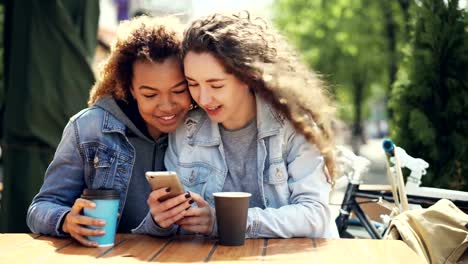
[{"xmin": 334, "ymin": 140, "xmax": 468, "ymax": 239}]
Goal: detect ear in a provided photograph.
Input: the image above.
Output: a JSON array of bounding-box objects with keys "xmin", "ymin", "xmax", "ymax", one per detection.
[{"xmin": 129, "ymin": 85, "xmax": 136, "ymax": 99}]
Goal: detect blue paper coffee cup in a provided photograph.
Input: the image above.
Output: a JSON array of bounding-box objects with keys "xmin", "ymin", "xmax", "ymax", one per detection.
[{"xmin": 81, "ymin": 189, "xmax": 120, "ymax": 247}]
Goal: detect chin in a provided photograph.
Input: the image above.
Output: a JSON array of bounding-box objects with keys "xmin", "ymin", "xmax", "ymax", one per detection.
[{"xmin": 156, "ymin": 124, "xmax": 178, "ymax": 133}]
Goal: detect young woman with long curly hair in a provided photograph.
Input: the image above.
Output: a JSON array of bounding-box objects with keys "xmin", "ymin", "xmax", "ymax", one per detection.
[
  {"xmin": 163, "ymin": 12, "xmax": 338, "ymax": 238},
  {"xmin": 27, "ymin": 16, "xmax": 194, "ymax": 247}
]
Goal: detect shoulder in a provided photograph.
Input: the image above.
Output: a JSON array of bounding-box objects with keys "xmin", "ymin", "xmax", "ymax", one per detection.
[
  {"xmin": 177, "ymin": 108, "xmax": 208, "ymax": 134},
  {"xmin": 68, "ymin": 106, "xmax": 125, "ymax": 139},
  {"xmin": 169, "ymin": 108, "xmax": 208, "ymax": 144},
  {"xmin": 69, "ymin": 106, "xmax": 106, "ymax": 127}
]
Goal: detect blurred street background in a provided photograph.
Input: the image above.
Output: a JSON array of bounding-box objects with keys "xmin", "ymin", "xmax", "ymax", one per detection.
[{"xmin": 0, "ymin": 0, "xmax": 466, "ymax": 233}]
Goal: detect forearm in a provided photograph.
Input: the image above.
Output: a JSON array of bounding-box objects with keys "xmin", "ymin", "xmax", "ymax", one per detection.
[
  {"xmin": 246, "ymin": 202, "xmax": 332, "ymax": 238},
  {"xmin": 27, "ymin": 202, "xmax": 71, "ymax": 237},
  {"xmin": 132, "ymin": 212, "xmax": 178, "ymax": 236}
]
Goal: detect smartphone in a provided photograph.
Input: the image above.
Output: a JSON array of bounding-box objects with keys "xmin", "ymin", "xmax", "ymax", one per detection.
[{"xmin": 145, "ymin": 171, "xmax": 185, "ymax": 202}]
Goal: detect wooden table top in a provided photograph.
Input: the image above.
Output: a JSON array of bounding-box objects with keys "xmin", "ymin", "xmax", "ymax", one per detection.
[{"xmin": 0, "ymin": 233, "xmax": 425, "ymax": 263}]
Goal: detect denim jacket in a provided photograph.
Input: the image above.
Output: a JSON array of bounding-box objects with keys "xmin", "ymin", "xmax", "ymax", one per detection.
[
  {"xmin": 165, "ymin": 96, "xmax": 338, "ymax": 238},
  {"xmin": 27, "ymin": 99, "xmax": 173, "ymax": 237}
]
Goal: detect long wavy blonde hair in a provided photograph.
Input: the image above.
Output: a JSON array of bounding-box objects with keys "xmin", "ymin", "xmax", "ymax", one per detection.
[
  {"xmin": 88, "ymin": 16, "xmax": 183, "ymax": 105},
  {"xmin": 181, "ymin": 12, "xmax": 336, "ymax": 181}
]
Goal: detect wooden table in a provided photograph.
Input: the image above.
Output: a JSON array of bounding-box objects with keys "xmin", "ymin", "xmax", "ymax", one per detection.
[{"xmin": 0, "ymin": 233, "xmax": 425, "ymax": 263}]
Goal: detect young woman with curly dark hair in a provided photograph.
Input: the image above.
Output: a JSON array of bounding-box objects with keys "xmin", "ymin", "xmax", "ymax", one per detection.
[
  {"xmin": 27, "ymin": 16, "xmax": 193, "ymax": 247},
  {"xmin": 163, "ymin": 12, "xmax": 338, "ymax": 239}
]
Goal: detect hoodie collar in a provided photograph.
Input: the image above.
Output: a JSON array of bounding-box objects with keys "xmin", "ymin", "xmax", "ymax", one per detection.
[{"xmin": 94, "ymin": 96, "xmax": 155, "ymax": 142}]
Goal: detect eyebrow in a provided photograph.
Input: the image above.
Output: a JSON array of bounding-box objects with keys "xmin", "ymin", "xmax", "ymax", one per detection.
[
  {"xmin": 186, "ymin": 76, "xmax": 227, "ymax": 83},
  {"xmin": 139, "ymin": 80, "xmax": 187, "ymax": 91}
]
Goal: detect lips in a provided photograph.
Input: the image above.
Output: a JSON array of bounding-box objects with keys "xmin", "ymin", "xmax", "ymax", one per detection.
[{"xmin": 204, "ymin": 105, "xmax": 222, "ymax": 116}]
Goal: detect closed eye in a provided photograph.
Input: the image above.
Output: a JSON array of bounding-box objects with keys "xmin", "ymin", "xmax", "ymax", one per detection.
[{"xmin": 173, "ymin": 88, "xmax": 188, "ymax": 94}]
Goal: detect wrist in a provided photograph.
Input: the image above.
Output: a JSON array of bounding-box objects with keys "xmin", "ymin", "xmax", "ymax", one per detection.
[{"xmin": 60, "ymin": 212, "xmax": 71, "ymax": 234}]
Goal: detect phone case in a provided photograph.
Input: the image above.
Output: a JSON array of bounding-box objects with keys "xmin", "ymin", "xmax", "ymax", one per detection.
[{"xmin": 145, "ymin": 171, "xmax": 185, "ymax": 202}]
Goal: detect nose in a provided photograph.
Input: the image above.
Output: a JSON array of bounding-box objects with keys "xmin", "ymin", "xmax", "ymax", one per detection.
[
  {"xmin": 158, "ymin": 95, "xmax": 176, "ymax": 112},
  {"xmin": 199, "ymin": 86, "xmax": 212, "ymax": 106}
]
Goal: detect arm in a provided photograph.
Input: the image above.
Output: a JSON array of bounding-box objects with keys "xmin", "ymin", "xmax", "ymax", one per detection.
[
  {"xmin": 26, "ymin": 121, "xmax": 85, "ymax": 236},
  {"xmin": 246, "ymin": 131, "xmax": 335, "ymax": 238}
]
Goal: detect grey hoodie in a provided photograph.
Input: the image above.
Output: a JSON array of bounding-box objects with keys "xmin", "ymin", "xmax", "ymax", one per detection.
[{"xmin": 95, "ymin": 97, "xmax": 167, "ymax": 232}]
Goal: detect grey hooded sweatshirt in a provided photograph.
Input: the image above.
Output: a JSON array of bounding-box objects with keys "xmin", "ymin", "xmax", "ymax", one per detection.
[{"xmin": 95, "ymin": 97, "xmax": 167, "ymax": 232}]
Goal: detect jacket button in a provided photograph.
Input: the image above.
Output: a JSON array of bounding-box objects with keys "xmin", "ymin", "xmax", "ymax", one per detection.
[
  {"xmin": 276, "ymin": 168, "xmax": 283, "ymax": 178},
  {"xmin": 94, "ymin": 156, "xmax": 99, "ymax": 165}
]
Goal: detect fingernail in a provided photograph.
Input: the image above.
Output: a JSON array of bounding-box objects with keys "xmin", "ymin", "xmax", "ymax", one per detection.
[
  {"xmin": 189, "ymin": 199, "xmax": 194, "ymax": 204},
  {"xmin": 99, "ymin": 220, "xmax": 106, "ymax": 225},
  {"xmin": 166, "ymin": 187, "xmax": 171, "ymax": 192},
  {"xmin": 185, "ymin": 192, "xmax": 191, "ymax": 198}
]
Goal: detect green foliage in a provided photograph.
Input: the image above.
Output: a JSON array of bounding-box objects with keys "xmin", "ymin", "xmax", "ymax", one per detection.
[
  {"xmin": 390, "ymin": 0, "xmax": 468, "ymax": 190},
  {"xmin": 273, "ymin": 0, "xmax": 402, "ymax": 124}
]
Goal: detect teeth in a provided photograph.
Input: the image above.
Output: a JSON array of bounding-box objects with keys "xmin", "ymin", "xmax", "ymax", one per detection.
[
  {"xmin": 160, "ymin": 115, "xmax": 175, "ymax": 120},
  {"xmin": 207, "ymin": 106, "xmax": 220, "ymax": 110}
]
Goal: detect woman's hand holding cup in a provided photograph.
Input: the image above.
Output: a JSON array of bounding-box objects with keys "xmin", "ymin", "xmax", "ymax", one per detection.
[{"xmin": 62, "ymin": 198, "xmax": 105, "ymax": 247}]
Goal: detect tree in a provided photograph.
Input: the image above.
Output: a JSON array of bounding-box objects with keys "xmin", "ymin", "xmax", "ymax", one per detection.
[
  {"xmin": 274, "ymin": 0, "xmax": 402, "ymax": 153},
  {"xmin": 390, "ymin": 0, "xmax": 468, "ymax": 190}
]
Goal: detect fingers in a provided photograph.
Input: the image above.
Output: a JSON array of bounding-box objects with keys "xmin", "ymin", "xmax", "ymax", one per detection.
[
  {"xmin": 70, "ymin": 198, "xmax": 96, "ymax": 214},
  {"xmin": 177, "ymin": 206, "xmax": 216, "ymax": 235},
  {"xmin": 63, "ymin": 198, "xmax": 106, "ymax": 247},
  {"xmin": 188, "ymin": 192, "xmax": 209, "ymax": 207},
  {"xmin": 148, "ymin": 190, "xmax": 190, "ymax": 209},
  {"xmin": 179, "ymin": 224, "xmax": 211, "ymax": 234},
  {"xmin": 71, "ymin": 233, "xmax": 99, "ymax": 247},
  {"xmin": 148, "ymin": 187, "xmax": 173, "ymax": 204},
  {"xmin": 151, "ymin": 198, "xmax": 193, "ymax": 228},
  {"xmin": 68, "ymin": 214, "xmax": 106, "ymax": 227}
]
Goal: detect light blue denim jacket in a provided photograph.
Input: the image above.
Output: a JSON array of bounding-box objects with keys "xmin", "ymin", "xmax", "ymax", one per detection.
[
  {"xmin": 165, "ymin": 96, "xmax": 338, "ymax": 238},
  {"xmin": 27, "ymin": 98, "xmax": 175, "ymax": 237}
]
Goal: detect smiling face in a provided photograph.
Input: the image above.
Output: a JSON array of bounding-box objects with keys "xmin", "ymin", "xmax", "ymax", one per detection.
[
  {"xmin": 183, "ymin": 52, "xmax": 256, "ymax": 130},
  {"xmin": 130, "ymin": 57, "xmax": 191, "ymax": 139}
]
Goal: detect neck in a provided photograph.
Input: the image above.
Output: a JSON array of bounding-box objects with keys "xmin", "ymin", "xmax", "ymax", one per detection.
[{"xmin": 222, "ymin": 93, "xmax": 257, "ymax": 130}]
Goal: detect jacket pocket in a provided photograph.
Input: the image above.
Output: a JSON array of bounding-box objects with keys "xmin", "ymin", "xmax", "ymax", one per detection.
[
  {"xmin": 178, "ymin": 164, "xmax": 211, "ymax": 195},
  {"xmin": 83, "ymin": 143, "xmax": 118, "ymax": 188}
]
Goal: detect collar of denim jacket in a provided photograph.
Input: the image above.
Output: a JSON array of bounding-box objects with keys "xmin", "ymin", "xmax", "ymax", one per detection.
[{"xmin": 185, "ymin": 95, "xmax": 284, "ymax": 147}]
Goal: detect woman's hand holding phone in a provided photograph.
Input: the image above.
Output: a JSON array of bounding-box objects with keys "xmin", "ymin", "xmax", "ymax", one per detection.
[
  {"xmin": 145, "ymin": 171, "xmax": 193, "ymax": 228},
  {"xmin": 176, "ymin": 192, "xmax": 216, "ymax": 235},
  {"xmin": 147, "ymin": 189, "xmax": 193, "ymax": 228}
]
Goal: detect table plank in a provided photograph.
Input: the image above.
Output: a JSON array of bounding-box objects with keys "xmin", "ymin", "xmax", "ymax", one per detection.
[
  {"xmin": 311, "ymin": 238, "xmax": 425, "ymax": 264},
  {"xmin": 151, "ymin": 235, "xmax": 215, "ymax": 263},
  {"xmin": 0, "ymin": 235, "xmax": 72, "ymax": 264},
  {"xmin": 209, "ymin": 238, "xmax": 264, "ymax": 263},
  {"xmin": 97, "ymin": 234, "xmax": 169, "ymax": 263},
  {"xmin": 35, "ymin": 234, "xmax": 127, "ymax": 264},
  {"xmin": 0, "ymin": 233, "xmax": 41, "ymax": 254},
  {"xmin": 265, "ymin": 238, "xmax": 313, "ymax": 263}
]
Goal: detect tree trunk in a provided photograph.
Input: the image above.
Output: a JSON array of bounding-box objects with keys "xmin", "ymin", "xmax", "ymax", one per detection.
[
  {"xmin": 352, "ymin": 78, "xmax": 365, "ymax": 155},
  {"xmin": 381, "ymin": 0, "xmax": 398, "ymax": 121},
  {"xmin": 398, "ymin": 0, "xmax": 411, "ymax": 39}
]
